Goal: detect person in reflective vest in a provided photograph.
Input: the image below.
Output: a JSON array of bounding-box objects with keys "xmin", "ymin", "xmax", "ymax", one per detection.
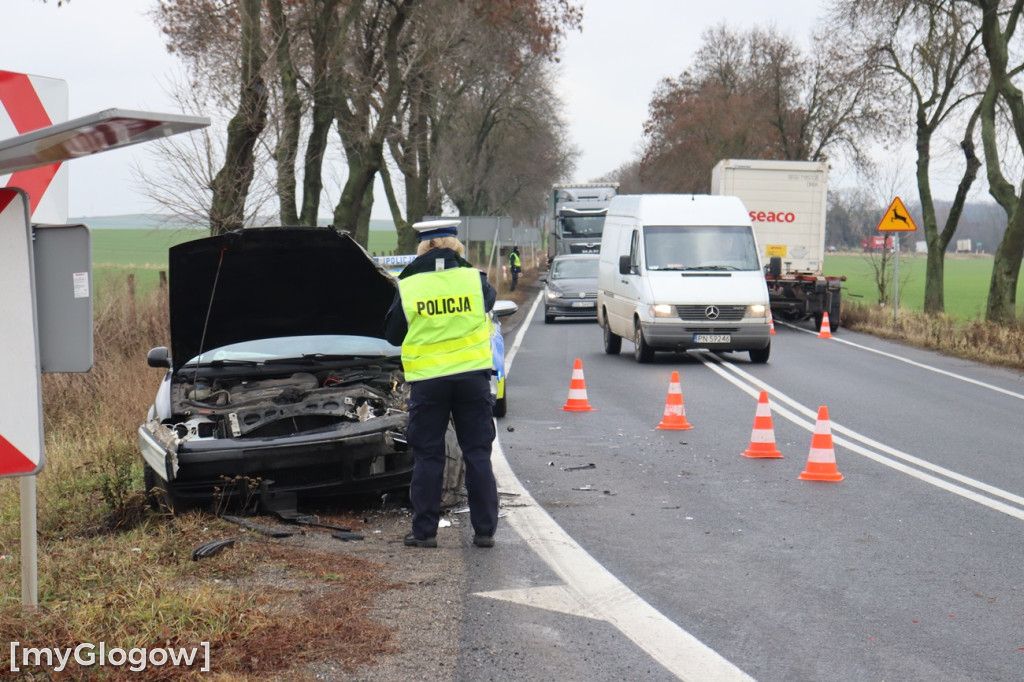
[
  {"xmin": 508, "ymin": 245, "xmax": 522, "ymax": 291},
  {"xmin": 384, "ymin": 219, "xmax": 499, "ymax": 548}
]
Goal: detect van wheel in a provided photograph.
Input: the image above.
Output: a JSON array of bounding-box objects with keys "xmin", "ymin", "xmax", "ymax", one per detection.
[
  {"xmin": 603, "ymin": 319, "xmax": 621, "ymax": 355},
  {"xmin": 633, "ymin": 322, "xmax": 654, "ymax": 363},
  {"xmin": 749, "ymin": 343, "xmax": 770, "ymax": 364}
]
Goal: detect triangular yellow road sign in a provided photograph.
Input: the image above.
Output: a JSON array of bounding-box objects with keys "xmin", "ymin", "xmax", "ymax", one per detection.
[{"xmin": 876, "ymin": 196, "xmax": 917, "ymax": 232}]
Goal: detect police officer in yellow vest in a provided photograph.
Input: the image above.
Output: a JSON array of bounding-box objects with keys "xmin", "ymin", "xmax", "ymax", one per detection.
[
  {"xmin": 508, "ymin": 245, "xmax": 522, "ymax": 291},
  {"xmin": 384, "ymin": 219, "xmax": 499, "ymax": 548}
]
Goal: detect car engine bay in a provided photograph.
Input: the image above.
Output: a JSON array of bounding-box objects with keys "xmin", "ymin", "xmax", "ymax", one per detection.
[{"xmin": 166, "ymin": 363, "xmax": 408, "ymax": 442}]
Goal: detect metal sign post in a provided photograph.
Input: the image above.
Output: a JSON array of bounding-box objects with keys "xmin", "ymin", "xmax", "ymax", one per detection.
[
  {"xmin": 875, "ymin": 197, "xmax": 917, "ymax": 330},
  {"xmin": 0, "ymin": 190, "xmax": 45, "ymax": 609},
  {"xmin": 893, "ymin": 233, "xmax": 900, "ymax": 328},
  {"xmin": 0, "ymin": 75, "xmax": 209, "ymax": 607}
]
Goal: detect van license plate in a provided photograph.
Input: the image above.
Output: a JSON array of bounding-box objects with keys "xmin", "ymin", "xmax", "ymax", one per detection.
[
  {"xmin": 695, "ymin": 334, "xmax": 730, "ymax": 343},
  {"xmin": 571, "ymin": 301, "xmax": 595, "ymax": 308}
]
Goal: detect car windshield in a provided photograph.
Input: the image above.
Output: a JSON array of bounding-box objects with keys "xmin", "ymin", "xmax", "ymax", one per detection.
[
  {"xmin": 644, "ymin": 225, "xmax": 760, "ymax": 271},
  {"xmin": 551, "ymin": 258, "xmax": 599, "ymax": 279},
  {"xmin": 183, "ymin": 335, "xmax": 401, "ymax": 366}
]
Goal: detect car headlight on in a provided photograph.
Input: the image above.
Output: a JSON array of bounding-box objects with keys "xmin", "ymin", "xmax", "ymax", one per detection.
[
  {"xmin": 545, "ymin": 289, "xmax": 560, "ymax": 301},
  {"xmin": 747, "ymin": 304, "xmax": 767, "ymax": 318},
  {"xmin": 648, "ymin": 304, "xmax": 675, "ymax": 318}
]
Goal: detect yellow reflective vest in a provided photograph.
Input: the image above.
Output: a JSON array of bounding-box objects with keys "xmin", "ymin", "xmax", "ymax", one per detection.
[
  {"xmin": 399, "ymin": 266, "xmax": 492, "ymax": 381},
  {"xmin": 509, "ymin": 251, "xmax": 521, "ymax": 268}
]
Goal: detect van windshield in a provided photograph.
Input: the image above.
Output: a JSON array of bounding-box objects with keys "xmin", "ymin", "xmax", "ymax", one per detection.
[{"xmin": 644, "ymin": 225, "xmax": 760, "ymax": 272}]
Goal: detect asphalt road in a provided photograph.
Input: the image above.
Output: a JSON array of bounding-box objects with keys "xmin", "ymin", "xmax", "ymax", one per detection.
[{"xmin": 452, "ymin": 296, "xmax": 1024, "ymax": 681}]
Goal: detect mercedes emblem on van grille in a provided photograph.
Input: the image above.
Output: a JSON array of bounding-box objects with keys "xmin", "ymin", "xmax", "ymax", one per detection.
[{"xmin": 704, "ymin": 306, "xmax": 720, "ymax": 320}]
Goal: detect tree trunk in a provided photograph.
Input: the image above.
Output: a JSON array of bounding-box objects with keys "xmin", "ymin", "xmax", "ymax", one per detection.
[
  {"xmin": 209, "ymin": 0, "xmax": 268, "ymax": 235},
  {"xmin": 331, "ymin": 0, "xmax": 411, "ymax": 245},
  {"xmin": 300, "ymin": 0, "xmax": 341, "ymax": 227},
  {"xmin": 926, "ymin": 104, "xmax": 982, "ymax": 313},
  {"xmin": 977, "ymin": 0, "xmax": 1024, "ymax": 323},
  {"xmin": 268, "ymin": 0, "xmax": 300, "ymax": 226},
  {"xmin": 986, "ymin": 208, "xmax": 1024, "ymax": 323},
  {"xmin": 332, "ymin": 142, "xmax": 381, "ymax": 247}
]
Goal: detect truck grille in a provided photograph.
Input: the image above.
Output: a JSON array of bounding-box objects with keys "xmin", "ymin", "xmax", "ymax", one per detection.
[{"xmin": 675, "ymin": 305, "xmax": 746, "ymax": 321}]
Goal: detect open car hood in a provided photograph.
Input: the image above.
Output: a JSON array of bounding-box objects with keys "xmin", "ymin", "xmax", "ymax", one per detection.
[{"xmin": 168, "ymin": 227, "xmax": 396, "ymax": 371}]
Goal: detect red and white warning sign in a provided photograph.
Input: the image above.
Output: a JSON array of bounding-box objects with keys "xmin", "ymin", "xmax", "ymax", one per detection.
[
  {"xmin": 0, "ymin": 70, "xmax": 69, "ymax": 224},
  {"xmin": 0, "ymin": 188, "xmax": 45, "ymax": 476}
]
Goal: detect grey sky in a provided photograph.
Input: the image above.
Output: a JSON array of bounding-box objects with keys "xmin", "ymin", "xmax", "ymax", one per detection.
[{"xmin": 6, "ymin": 0, "xmax": 975, "ymax": 219}]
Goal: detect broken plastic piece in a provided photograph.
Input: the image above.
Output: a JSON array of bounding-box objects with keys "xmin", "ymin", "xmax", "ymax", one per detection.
[
  {"xmin": 331, "ymin": 531, "xmax": 365, "ymax": 542},
  {"xmin": 562, "ymin": 463, "xmax": 596, "ymax": 471},
  {"xmin": 191, "ymin": 538, "xmax": 236, "ymax": 561},
  {"xmin": 220, "ymin": 515, "xmax": 295, "ymax": 538}
]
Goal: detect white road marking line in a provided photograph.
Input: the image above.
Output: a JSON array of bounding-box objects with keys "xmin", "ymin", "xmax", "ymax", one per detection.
[
  {"xmin": 486, "ymin": 437, "xmax": 755, "ymax": 682},
  {"xmin": 474, "ymin": 584, "xmax": 602, "ymax": 621},
  {"xmin": 782, "ymin": 322, "xmax": 1024, "ymax": 401},
  {"xmin": 489, "ymin": 292, "xmax": 754, "ymax": 681},
  {"xmin": 700, "ymin": 354, "xmax": 1024, "ymax": 521}
]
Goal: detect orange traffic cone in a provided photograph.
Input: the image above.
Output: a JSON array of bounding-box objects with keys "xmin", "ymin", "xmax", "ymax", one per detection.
[
  {"xmin": 742, "ymin": 390, "xmax": 783, "ymax": 458},
  {"xmin": 818, "ymin": 311, "xmax": 833, "ymax": 339},
  {"xmin": 798, "ymin": 406, "xmax": 843, "ymax": 481},
  {"xmin": 768, "ymin": 310, "xmax": 776, "ymax": 335},
  {"xmin": 560, "ymin": 358, "xmax": 595, "ymax": 412},
  {"xmin": 657, "ymin": 371, "xmax": 693, "ymax": 430}
]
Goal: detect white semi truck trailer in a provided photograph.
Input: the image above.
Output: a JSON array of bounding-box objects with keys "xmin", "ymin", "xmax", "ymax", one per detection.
[{"xmin": 711, "ymin": 159, "xmax": 843, "ymax": 331}]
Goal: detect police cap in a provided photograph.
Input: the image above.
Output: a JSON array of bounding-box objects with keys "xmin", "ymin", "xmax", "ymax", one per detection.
[{"xmin": 412, "ymin": 219, "xmax": 461, "ymax": 241}]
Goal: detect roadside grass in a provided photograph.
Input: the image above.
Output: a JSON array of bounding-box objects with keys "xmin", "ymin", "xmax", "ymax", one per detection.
[
  {"xmin": 825, "ymin": 251, "xmax": 1024, "ymax": 370},
  {"xmin": 841, "ymin": 303, "xmax": 1024, "ymax": 371},
  {"xmin": 0, "ymin": 275, "xmax": 400, "ymax": 679}
]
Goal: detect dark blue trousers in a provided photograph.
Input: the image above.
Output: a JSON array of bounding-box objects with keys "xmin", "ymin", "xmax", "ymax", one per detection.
[{"xmin": 407, "ymin": 370, "xmax": 498, "ymax": 539}]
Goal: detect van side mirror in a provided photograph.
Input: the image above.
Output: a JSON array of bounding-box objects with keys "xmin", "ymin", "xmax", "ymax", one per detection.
[
  {"xmin": 768, "ymin": 256, "xmax": 782, "ymax": 278},
  {"xmin": 619, "ymin": 254, "xmax": 632, "ymax": 275}
]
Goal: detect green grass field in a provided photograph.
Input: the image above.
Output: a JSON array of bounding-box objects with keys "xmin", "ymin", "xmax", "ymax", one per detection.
[
  {"xmin": 91, "ymin": 231, "xmax": 1023, "ymax": 321},
  {"xmin": 824, "ymin": 252, "xmax": 1024, "ymax": 320},
  {"xmin": 91, "ymin": 228, "xmax": 400, "ymax": 293}
]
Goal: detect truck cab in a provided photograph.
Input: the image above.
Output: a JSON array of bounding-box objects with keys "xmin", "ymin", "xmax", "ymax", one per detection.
[{"xmin": 548, "ymin": 183, "xmax": 619, "ymax": 262}]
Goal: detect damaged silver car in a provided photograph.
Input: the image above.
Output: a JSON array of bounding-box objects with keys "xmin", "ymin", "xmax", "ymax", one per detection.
[{"xmin": 138, "ymin": 227, "xmax": 464, "ymax": 513}]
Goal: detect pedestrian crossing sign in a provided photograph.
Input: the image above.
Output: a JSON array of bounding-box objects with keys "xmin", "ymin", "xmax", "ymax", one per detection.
[{"xmin": 876, "ymin": 196, "xmax": 917, "ymax": 232}]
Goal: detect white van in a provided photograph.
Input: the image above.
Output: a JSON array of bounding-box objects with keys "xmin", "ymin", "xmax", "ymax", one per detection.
[{"xmin": 596, "ymin": 194, "xmax": 771, "ymax": 363}]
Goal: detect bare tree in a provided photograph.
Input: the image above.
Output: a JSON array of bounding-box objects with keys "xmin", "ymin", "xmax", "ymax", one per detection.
[
  {"xmin": 209, "ymin": 0, "xmax": 269, "ymax": 234},
  {"xmin": 969, "ymin": 0, "xmax": 1024, "ymax": 324},
  {"xmin": 639, "ymin": 23, "xmax": 892, "ymax": 193},
  {"xmin": 833, "ymin": 0, "xmax": 985, "ymax": 315},
  {"xmin": 132, "ymin": 80, "xmax": 276, "ymax": 228}
]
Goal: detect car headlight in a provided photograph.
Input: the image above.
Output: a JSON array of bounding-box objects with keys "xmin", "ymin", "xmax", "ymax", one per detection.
[
  {"xmin": 546, "ymin": 289, "xmax": 560, "ymax": 301},
  {"xmin": 746, "ymin": 304, "xmax": 767, "ymax": 318},
  {"xmin": 648, "ymin": 304, "xmax": 675, "ymax": 318}
]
